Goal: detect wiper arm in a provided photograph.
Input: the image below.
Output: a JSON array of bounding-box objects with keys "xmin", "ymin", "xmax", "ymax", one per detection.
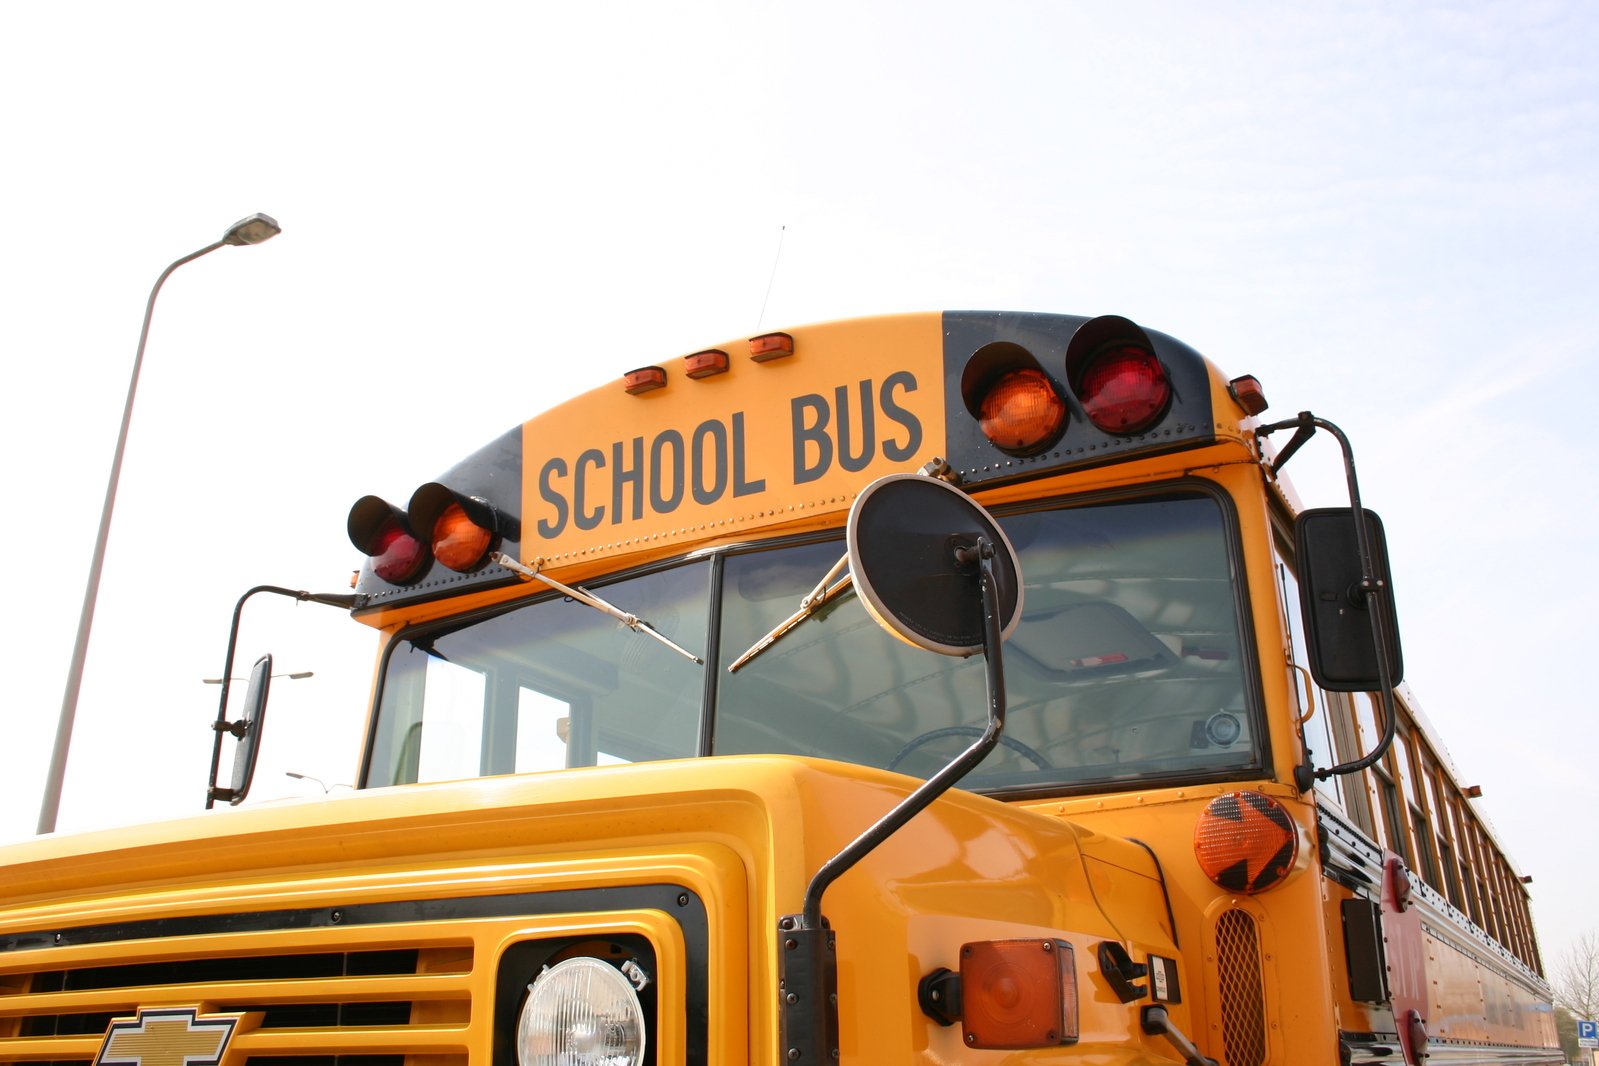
[
  {"xmin": 727, "ymin": 551, "xmax": 852, "ymax": 673},
  {"xmin": 491, "ymin": 552, "xmax": 704, "ymax": 666}
]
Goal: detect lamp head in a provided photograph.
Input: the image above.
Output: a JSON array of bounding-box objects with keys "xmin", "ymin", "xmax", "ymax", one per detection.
[{"xmin": 223, "ymin": 213, "xmax": 281, "ymax": 246}]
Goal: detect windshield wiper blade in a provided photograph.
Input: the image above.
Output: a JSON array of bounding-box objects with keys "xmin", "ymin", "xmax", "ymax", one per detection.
[
  {"xmin": 727, "ymin": 551, "xmax": 852, "ymax": 674},
  {"xmin": 491, "ymin": 552, "xmax": 704, "ymax": 666}
]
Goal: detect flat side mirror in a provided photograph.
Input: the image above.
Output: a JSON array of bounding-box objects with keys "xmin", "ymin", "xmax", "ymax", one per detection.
[
  {"xmin": 225, "ymin": 654, "xmax": 274, "ymax": 806},
  {"xmin": 1295, "ymin": 508, "xmax": 1404, "ymax": 692}
]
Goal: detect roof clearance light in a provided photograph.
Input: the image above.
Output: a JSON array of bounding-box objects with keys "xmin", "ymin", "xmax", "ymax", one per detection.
[
  {"xmin": 978, "ymin": 367, "xmax": 1067, "ymax": 455},
  {"xmin": 347, "ymin": 496, "xmax": 430, "ymax": 585},
  {"xmin": 1077, "ymin": 345, "xmax": 1170, "ymax": 434},
  {"xmin": 623, "ymin": 366, "xmax": 667, "ymax": 395},
  {"xmin": 432, "ymin": 502, "xmax": 494, "ymax": 572},
  {"xmin": 515, "ymin": 956, "xmax": 646, "ymax": 1066},
  {"xmin": 749, "ymin": 332, "xmax": 794, "ymax": 362},
  {"xmin": 961, "ymin": 939, "xmax": 1078, "ymax": 1049},
  {"xmin": 684, "ymin": 349, "xmax": 730, "ymax": 379},
  {"xmin": 1194, "ymin": 791, "xmax": 1299, "ymax": 894},
  {"xmin": 1228, "ymin": 375, "xmax": 1269, "ymax": 416}
]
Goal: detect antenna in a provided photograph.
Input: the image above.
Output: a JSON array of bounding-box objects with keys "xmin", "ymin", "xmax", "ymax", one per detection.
[{"xmin": 756, "ymin": 224, "xmax": 786, "ymax": 330}]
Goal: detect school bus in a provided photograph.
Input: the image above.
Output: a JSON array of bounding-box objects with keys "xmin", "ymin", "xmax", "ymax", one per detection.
[{"xmin": 0, "ymin": 311, "xmax": 1562, "ymax": 1066}]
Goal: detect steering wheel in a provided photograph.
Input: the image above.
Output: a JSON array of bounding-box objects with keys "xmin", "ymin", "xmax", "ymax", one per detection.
[{"xmin": 888, "ymin": 726, "xmax": 1053, "ymax": 772}]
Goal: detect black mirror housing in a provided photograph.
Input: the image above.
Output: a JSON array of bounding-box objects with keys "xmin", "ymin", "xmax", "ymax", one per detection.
[{"xmin": 1294, "ymin": 508, "xmax": 1404, "ymax": 692}]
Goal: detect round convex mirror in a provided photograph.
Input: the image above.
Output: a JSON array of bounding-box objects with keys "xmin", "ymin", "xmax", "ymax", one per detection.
[{"xmin": 846, "ymin": 474, "xmax": 1023, "ymax": 657}]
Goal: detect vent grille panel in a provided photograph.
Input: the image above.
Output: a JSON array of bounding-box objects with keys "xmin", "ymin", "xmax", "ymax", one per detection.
[{"xmin": 1215, "ymin": 908, "xmax": 1267, "ymax": 1066}]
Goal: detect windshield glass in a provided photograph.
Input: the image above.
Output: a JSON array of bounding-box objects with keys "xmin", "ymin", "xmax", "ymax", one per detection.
[
  {"xmin": 716, "ymin": 491, "xmax": 1258, "ymax": 789},
  {"xmin": 366, "ymin": 561, "xmax": 710, "ymax": 786},
  {"xmin": 367, "ymin": 489, "xmax": 1260, "ymax": 792}
]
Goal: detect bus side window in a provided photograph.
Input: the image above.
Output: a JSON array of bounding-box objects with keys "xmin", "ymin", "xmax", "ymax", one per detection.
[
  {"xmin": 1273, "ymin": 530, "xmax": 1373, "ymax": 832},
  {"xmin": 1426, "ymin": 757, "xmax": 1465, "ymax": 910},
  {"xmin": 1394, "ymin": 726, "xmax": 1439, "ymax": 888}
]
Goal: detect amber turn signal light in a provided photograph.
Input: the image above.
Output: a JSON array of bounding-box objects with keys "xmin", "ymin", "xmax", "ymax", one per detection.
[{"xmin": 920, "ymin": 939, "xmax": 1078, "ymax": 1048}]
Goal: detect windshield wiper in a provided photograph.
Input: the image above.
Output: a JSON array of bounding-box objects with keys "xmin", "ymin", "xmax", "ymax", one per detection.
[
  {"xmin": 491, "ymin": 552, "xmax": 704, "ymax": 665},
  {"xmin": 726, "ymin": 551, "xmax": 852, "ymax": 673}
]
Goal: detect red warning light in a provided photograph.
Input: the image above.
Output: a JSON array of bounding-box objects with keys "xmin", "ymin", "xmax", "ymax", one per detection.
[{"xmin": 1077, "ymin": 345, "xmax": 1170, "ymax": 433}]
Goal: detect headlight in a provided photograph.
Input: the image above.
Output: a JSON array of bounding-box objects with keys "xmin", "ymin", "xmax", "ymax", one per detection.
[{"xmin": 515, "ymin": 956, "xmax": 647, "ymax": 1066}]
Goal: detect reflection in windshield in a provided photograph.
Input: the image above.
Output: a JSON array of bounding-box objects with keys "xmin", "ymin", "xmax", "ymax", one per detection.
[
  {"xmin": 714, "ymin": 492, "xmax": 1257, "ymax": 789},
  {"xmin": 366, "ymin": 491, "xmax": 1260, "ymax": 792},
  {"xmin": 366, "ymin": 562, "xmax": 710, "ymax": 786}
]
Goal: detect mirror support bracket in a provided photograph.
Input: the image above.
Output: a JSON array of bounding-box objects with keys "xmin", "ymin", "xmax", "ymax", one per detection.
[
  {"xmin": 204, "ymin": 585, "xmax": 362, "ymax": 809},
  {"xmin": 1257, "ymin": 414, "xmax": 1402, "ymax": 790},
  {"xmin": 779, "ymin": 474, "xmax": 1020, "ymax": 1066}
]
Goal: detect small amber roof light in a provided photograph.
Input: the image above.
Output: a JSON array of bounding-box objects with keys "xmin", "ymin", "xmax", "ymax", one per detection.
[
  {"xmin": 684, "ymin": 349, "xmax": 730, "ymax": 379},
  {"xmin": 623, "ymin": 366, "xmax": 667, "ymax": 395},
  {"xmin": 749, "ymin": 332, "xmax": 794, "ymax": 362},
  {"xmin": 1229, "ymin": 375, "xmax": 1269, "ymax": 416}
]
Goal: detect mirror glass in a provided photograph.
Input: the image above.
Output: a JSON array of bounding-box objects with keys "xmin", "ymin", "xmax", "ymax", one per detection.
[
  {"xmin": 227, "ymin": 654, "xmax": 273, "ymax": 805},
  {"xmin": 1294, "ymin": 508, "xmax": 1404, "ymax": 692}
]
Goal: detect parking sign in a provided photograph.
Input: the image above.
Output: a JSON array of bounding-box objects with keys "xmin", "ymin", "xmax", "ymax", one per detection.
[{"xmin": 1578, "ymin": 1017, "xmax": 1598, "ymax": 1048}]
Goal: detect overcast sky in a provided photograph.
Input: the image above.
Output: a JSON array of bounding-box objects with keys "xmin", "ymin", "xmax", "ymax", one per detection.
[{"xmin": 2, "ymin": 1, "xmax": 1595, "ymax": 970}]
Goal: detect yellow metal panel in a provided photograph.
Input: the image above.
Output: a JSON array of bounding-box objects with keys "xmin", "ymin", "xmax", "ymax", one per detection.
[{"xmin": 519, "ymin": 313, "xmax": 946, "ymax": 569}]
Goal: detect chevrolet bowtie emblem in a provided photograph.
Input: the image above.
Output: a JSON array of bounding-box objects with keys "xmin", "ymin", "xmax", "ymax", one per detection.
[{"xmin": 95, "ymin": 1007, "xmax": 241, "ymax": 1066}]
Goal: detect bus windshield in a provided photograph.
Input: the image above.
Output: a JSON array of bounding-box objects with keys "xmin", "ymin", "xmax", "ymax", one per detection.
[{"xmin": 365, "ymin": 489, "xmax": 1262, "ymax": 793}]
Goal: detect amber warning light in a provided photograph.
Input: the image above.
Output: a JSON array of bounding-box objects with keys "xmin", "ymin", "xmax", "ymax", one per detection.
[{"xmin": 978, "ymin": 367, "xmax": 1067, "ymax": 455}]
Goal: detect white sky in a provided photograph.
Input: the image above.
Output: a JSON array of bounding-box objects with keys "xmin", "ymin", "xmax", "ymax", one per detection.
[{"xmin": 2, "ymin": 0, "xmax": 1595, "ymax": 971}]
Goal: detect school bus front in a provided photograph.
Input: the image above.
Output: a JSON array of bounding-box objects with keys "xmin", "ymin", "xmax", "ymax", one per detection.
[{"xmin": 0, "ymin": 310, "xmax": 1560, "ymax": 1065}]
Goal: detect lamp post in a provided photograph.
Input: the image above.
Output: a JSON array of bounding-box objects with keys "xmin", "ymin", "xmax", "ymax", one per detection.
[{"xmin": 37, "ymin": 213, "xmax": 282, "ymax": 835}]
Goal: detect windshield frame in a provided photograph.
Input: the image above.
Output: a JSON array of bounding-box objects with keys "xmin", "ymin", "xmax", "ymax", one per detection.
[{"xmin": 359, "ymin": 477, "xmax": 1270, "ymax": 798}]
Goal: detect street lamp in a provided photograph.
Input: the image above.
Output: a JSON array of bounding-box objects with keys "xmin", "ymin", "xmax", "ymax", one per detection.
[{"xmin": 38, "ymin": 213, "xmax": 282, "ymax": 835}]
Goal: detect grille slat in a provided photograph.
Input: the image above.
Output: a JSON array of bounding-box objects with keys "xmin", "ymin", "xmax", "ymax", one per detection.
[{"xmin": 2, "ymin": 973, "xmax": 469, "ymax": 1016}]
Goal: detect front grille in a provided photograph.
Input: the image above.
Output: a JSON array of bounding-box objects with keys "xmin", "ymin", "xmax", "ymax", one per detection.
[
  {"xmin": 0, "ymin": 930, "xmax": 473, "ymax": 1065},
  {"xmin": 0, "ymin": 883, "xmax": 706, "ymax": 1066},
  {"xmin": 1215, "ymin": 908, "xmax": 1267, "ymax": 1066}
]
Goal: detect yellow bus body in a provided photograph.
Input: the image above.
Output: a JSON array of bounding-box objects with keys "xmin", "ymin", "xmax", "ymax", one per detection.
[{"xmin": 0, "ymin": 311, "xmax": 1560, "ymax": 1065}]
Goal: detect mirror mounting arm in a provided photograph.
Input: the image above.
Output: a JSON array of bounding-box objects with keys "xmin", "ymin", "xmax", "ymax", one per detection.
[
  {"xmin": 1258, "ymin": 414, "xmax": 1401, "ymax": 791},
  {"xmin": 797, "ymin": 536, "xmax": 1008, "ymax": 931},
  {"xmin": 205, "ymin": 585, "xmax": 363, "ymax": 810}
]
